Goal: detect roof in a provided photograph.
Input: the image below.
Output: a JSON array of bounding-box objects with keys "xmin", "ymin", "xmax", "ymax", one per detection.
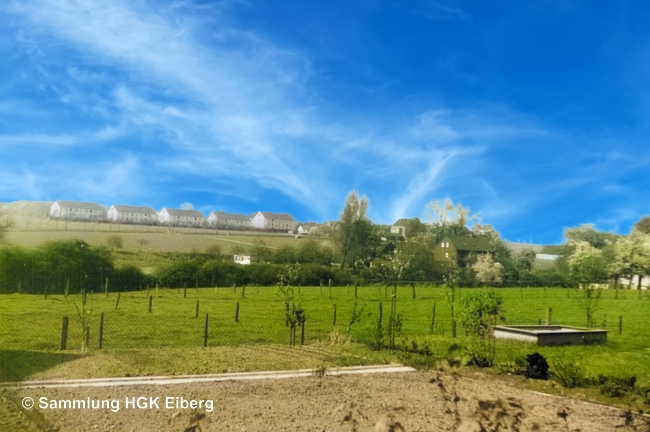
[
  {"xmin": 54, "ymin": 200, "xmax": 107, "ymax": 211},
  {"xmin": 447, "ymin": 235, "xmax": 495, "ymax": 252},
  {"xmin": 112, "ymin": 205, "xmax": 156, "ymax": 215},
  {"xmin": 256, "ymin": 212, "xmax": 295, "ymax": 221},
  {"xmin": 209, "ymin": 211, "xmax": 250, "ymax": 221},
  {"xmin": 392, "ymin": 217, "xmax": 420, "ymax": 226},
  {"xmin": 161, "ymin": 208, "xmax": 206, "ymax": 218}
]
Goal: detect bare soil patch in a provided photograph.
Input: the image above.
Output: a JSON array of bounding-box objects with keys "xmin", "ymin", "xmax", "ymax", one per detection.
[{"xmin": 5, "ymin": 371, "xmax": 649, "ymax": 431}]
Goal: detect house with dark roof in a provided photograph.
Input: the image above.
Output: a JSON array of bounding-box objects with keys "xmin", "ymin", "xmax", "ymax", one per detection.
[
  {"xmin": 107, "ymin": 205, "xmax": 157, "ymax": 224},
  {"xmin": 434, "ymin": 235, "xmax": 495, "ymax": 266},
  {"xmin": 207, "ymin": 211, "xmax": 252, "ymax": 230},
  {"xmin": 250, "ymin": 211, "xmax": 296, "ymax": 231},
  {"xmin": 157, "ymin": 208, "xmax": 206, "ymax": 227},
  {"xmin": 49, "ymin": 200, "xmax": 107, "ymax": 221}
]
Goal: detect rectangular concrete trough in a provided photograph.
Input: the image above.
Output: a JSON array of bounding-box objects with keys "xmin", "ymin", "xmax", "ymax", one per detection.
[{"xmin": 492, "ymin": 325, "xmax": 608, "ymax": 346}]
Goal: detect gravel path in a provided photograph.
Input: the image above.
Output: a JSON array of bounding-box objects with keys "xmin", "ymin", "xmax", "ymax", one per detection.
[{"xmin": 5, "ymin": 369, "xmax": 649, "ymax": 431}]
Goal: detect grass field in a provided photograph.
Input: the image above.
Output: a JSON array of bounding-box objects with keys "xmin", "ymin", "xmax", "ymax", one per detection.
[
  {"xmin": 2, "ymin": 215, "xmax": 335, "ymax": 273},
  {"xmin": 2, "ymin": 286, "xmax": 649, "ymax": 389}
]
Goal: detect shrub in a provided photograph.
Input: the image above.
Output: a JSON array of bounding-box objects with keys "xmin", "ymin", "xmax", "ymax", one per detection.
[
  {"xmin": 552, "ymin": 359, "xmax": 587, "ymax": 388},
  {"xmin": 598, "ymin": 375, "xmax": 636, "ymax": 398},
  {"xmin": 497, "ymin": 356, "xmax": 527, "ymax": 375},
  {"xmin": 468, "ymin": 351, "xmax": 493, "ymax": 368},
  {"xmin": 525, "ymin": 353, "xmax": 549, "ymax": 380}
]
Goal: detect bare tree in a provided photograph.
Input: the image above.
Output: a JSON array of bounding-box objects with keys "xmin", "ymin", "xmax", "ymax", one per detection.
[{"xmin": 425, "ymin": 198, "xmax": 479, "ymax": 241}]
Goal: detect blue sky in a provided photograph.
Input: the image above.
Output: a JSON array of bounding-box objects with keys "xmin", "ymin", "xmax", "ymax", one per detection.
[{"xmin": 1, "ymin": 0, "xmax": 649, "ymax": 244}]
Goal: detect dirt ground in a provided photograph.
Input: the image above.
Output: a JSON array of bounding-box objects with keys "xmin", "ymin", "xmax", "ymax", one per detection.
[{"xmin": 3, "ymin": 370, "xmax": 649, "ymax": 432}]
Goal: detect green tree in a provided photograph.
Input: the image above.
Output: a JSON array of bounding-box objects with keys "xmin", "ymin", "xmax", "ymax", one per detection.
[
  {"xmin": 334, "ymin": 191, "xmax": 369, "ymax": 269},
  {"xmin": 273, "ymin": 244, "xmax": 297, "ymax": 264},
  {"xmin": 568, "ymin": 242, "xmax": 608, "ymax": 288},
  {"xmin": 565, "ymin": 224, "xmax": 617, "ymax": 249},
  {"xmin": 295, "ymin": 239, "xmax": 335, "ymax": 266},
  {"xmin": 611, "ymin": 231, "xmax": 650, "ymax": 289},
  {"xmin": 251, "ymin": 240, "xmax": 273, "ymax": 264},
  {"xmin": 39, "ymin": 240, "xmax": 113, "ymax": 294},
  {"xmin": 632, "ymin": 216, "xmax": 650, "ymax": 235}
]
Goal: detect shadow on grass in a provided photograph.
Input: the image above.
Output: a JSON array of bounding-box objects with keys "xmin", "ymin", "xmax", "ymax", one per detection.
[{"xmin": 0, "ymin": 350, "xmax": 84, "ymax": 382}]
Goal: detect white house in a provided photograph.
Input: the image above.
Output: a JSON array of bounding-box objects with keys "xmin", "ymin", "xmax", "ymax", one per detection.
[
  {"xmin": 49, "ymin": 200, "xmax": 107, "ymax": 221},
  {"xmin": 233, "ymin": 255, "xmax": 251, "ymax": 265},
  {"xmin": 207, "ymin": 211, "xmax": 252, "ymax": 230},
  {"xmin": 157, "ymin": 208, "xmax": 206, "ymax": 227},
  {"xmin": 250, "ymin": 211, "xmax": 296, "ymax": 231},
  {"xmin": 107, "ymin": 205, "xmax": 157, "ymax": 224}
]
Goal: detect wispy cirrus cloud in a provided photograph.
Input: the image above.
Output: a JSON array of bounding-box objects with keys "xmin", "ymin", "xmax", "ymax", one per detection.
[{"xmin": 3, "ymin": 0, "xmax": 646, "ymax": 244}]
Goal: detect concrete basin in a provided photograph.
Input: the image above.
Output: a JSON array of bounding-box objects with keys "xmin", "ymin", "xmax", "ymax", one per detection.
[{"xmin": 492, "ymin": 325, "xmax": 608, "ymax": 346}]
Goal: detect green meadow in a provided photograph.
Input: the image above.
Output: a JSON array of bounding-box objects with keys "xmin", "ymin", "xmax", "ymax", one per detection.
[{"xmin": 1, "ymin": 286, "xmax": 649, "ymax": 386}]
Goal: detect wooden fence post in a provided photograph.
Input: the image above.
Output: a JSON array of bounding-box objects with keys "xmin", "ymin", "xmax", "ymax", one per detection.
[
  {"xmin": 430, "ymin": 301, "xmax": 436, "ymax": 333},
  {"xmin": 195, "ymin": 300, "xmax": 200, "ymax": 318},
  {"xmin": 114, "ymin": 292, "xmax": 121, "ymax": 310},
  {"xmin": 98, "ymin": 312, "xmax": 104, "ymax": 349},
  {"xmin": 235, "ymin": 302, "xmax": 240, "ymax": 323},
  {"xmin": 301, "ymin": 319, "xmax": 305, "ymax": 345},
  {"xmin": 148, "ymin": 295, "xmax": 153, "ymax": 313},
  {"xmin": 333, "ymin": 304, "xmax": 337, "ymax": 326},
  {"xmin": 60, "ymin": 316, "xmax": 69, "ymax": 350},
  {"xmin": 204, "ymin": 314, "xmax": 209, "ymax": 347},
  {"xmin": 105, "ymin": 277, "xmax": 109, "ymax": 297}
]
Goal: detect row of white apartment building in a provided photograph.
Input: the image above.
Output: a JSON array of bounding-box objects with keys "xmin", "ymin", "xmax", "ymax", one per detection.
[{"xmin": 49, "ymin": 200, "xmax": 316, "ymax": 233}]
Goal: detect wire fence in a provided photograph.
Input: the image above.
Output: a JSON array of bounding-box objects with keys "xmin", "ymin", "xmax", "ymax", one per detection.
[{"xmin": 1, "ymin": 286, "xmax": 647, "ymax": 352}]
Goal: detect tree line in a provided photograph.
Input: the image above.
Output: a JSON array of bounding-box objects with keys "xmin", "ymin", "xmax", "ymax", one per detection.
[
  {"xmin": 328, "ymin": 192, "xmax": 650, "ymax": 289},
  {"xmin": 0, "ymin": 239, "xmax": 353, "ymax": 294}
]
